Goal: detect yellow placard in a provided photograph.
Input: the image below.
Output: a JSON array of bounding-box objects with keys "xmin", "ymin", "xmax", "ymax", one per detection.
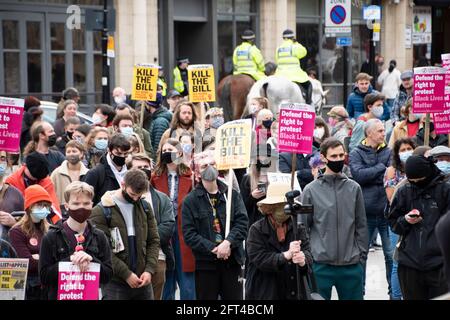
[
  {"xmin": 0, "ymin": 258, "xmax": 29, "ymax": 300},
  {"xmin": 107, "ymin": 36, "xmax": 115, "ymax": 58},
  {"xmin": 188, "ymin": 64, "xmax": 216, "ymax": 102},
  {"xmin": 131, "ymin": 63, "xmax": 159, "ymax": 101},
  {"xmin": 214, "ymin": 119, "xmax": 252, "ymax": 170}
]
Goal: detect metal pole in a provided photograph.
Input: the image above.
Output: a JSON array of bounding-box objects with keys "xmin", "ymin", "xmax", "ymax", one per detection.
[
  {"xmin": 424, "ymin": 113, "xmax": 430, "ymax": 147},
  {"xmin": 343, "ymin": 46, "xmax": 348, "ymax": 108},
  {"xmin": 102, "ymin": 0, "xmax": 110, "ymax": 104}
]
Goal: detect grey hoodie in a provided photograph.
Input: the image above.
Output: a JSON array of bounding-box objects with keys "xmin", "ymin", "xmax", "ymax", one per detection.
[{"xmin": 301, "ymin": 173, "xmax": 368, "ymax": 265}]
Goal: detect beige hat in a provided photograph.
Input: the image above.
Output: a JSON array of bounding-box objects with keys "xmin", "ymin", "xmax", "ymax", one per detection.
[
  {"xmin": 257, "ymin": 183, "xmax": 292, "ymax": 206},
  {"xmin": 327, "ymin": 106, "xmax": 349, "ymax": 118}
]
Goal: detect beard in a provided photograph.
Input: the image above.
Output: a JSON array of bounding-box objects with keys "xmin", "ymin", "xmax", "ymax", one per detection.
[{"xmin": 180, "ymin": 118, "xmax": 193, "ymax": 127}]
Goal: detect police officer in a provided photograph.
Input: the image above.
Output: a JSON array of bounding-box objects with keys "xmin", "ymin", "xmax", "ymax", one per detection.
[
  {"xmin": 158, "ymin": 66, "xmax": 168, "ymax": 97},
  {"xmin": 173, "ymin": 57, "xmax": 189, "ymax": 97},
  {"xmin": 232, "ymin": 29, "xmax": 266, "ymax": 81},
  {"xmin": 275, "ymin": 29, "xmax": 312, "ymax": 104}
]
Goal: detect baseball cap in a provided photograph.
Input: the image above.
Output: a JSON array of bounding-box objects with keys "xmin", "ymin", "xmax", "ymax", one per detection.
[{"xmin": 401, "ymin": 70, "xmax": 413, "ymax": 80}]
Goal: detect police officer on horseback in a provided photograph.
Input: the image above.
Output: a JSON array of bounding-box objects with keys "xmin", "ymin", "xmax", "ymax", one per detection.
[
  {"xmin": 275, "ymin": 29, "xmax": 312, "ymax": 104},
  {"xmin": 232, "ymin": 29, "xmax": 266, "ymax": 81},
  {"xmin": 173, "ymin": 57, "xmax": 189, "ymax": 97}
]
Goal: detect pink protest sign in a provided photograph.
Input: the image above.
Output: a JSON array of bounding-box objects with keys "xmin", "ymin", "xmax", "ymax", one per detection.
[
  {"xmin": 0, "ymin": 97, "xmax": 24, "ymax": 152},
  {"xmin": 278, "ymin": 103, "xmax": 316, "ymax": 154},
  {"xmin": 433, "ymin": 110, "xmax": 450, "ymax": 134},
  {"xmin": 57, "ymin": 262, "xmax": 100, "ymax": 300},
  {"xmin": 442, "ymin": 53, "xmax": 450, "ymax": 109},
  {"xmin": 413, "ymin": 67, "xmax": 447, "ymax": 113}
]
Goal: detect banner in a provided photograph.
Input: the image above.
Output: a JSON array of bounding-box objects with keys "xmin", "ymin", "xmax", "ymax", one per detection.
[
  {"xmin": 131, "ymin": 63, "xmax": 159, "ymax": 101},
  {"xmin": 277, "ymin": 103, "xmax": 316, "ymax": 154},
  {"xmin": 57, "ymin": 262, "xmax": 100, "ymax": 300},
  {"xmin": 0, "ymin": 97, "xmax": 24, "ymax": 152},
  {"xmin": 413, "ymin": 67, "xmax": 447, "ymax": 114},
  {"xmin": 215, "ymin": 119, "xmax": 252, "ymax": 170},
  {"xmin": 0, "ymin": 258, "xmax": 29, "ymax": 300},
  {"xmin": 188, "ymin": 64, "xmax": 216, "ymax": 102}
]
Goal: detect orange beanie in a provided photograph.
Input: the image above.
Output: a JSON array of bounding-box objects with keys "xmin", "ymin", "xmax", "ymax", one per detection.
[{"xmin": 24, "ymin": 185, "xmax": 52, "ymax": 210}]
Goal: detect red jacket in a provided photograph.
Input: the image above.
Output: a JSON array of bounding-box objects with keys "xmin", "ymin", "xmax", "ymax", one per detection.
[
  {"xmin": 5, "ymin": 165, "xmax": 61, "ymax": 224},
  {"xmin": 151, "ymin": 170, "xmax": 195, "ymax": 273}
]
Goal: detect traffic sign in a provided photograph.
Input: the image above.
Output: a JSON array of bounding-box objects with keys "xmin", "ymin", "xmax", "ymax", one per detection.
[
  {"xmin": 363, "ymin": 5, "xmax": 381, "ymax": 20},
  {"xmin": 337, "ymin": 37, "xmax": 352, "ymax": 46},
  {"xmin": 325, "ymin": 0, "xmax": 352, "ymax": 37}
]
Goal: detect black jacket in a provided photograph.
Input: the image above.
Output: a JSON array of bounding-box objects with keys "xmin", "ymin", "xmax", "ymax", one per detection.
[
  {"xmin": 239, "ymin": 174, "xmax": 265, "ymax": 229},
  {"xmin": 83, "ymin": 155, "xmax": 121, "ymax": 205},
  {"xmin": 182, "ymin": 180, "xmax": 248, "ymax": 270},
  {"xmin": 415, "ymin": 128, "xmax": 448, "ymax": 148},
  {"xmin": 38, "ymin": 221, "xmax": 113, "ymax": 300},
  {"xmin": 245, "ymin": 217, "xmax": 313, "ymax": 300},
  {"xmin": 388, "ymin": 174, "xmax": 450, "ymax": 271},
  {"xmin": 279, "ymin": 152, "xmax": 314, "ymax": 190}
]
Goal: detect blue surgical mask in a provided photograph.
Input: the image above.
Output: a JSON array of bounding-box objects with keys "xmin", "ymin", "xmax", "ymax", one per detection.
[
  {"xmin": 31, "ymin": 207, "xmax": 50, "ymax": 221},
  {"xmin": 95, "ymin": 139, "xmax": 108, "ymax": 150},
  {"xmin": 120, "ymin": 126, "xmax": 134, "ymax": 137},
  {"xmin": 399, "ymin": 150, "xmax": 413, "ymax": 163},
  {"xmin": 0, "ymin": 162, "xmax": 6, "ymax": 177},
  {"xmin": 436, "ymin": 161, "xmax": 450, "ymax": 175},
  {"xmin": 211, "ymin": 117, "xmax": 224, "ymax": 129},
  {"xmin": 182, "ymin": 143, "xmax": 193, "ymax": 154}
]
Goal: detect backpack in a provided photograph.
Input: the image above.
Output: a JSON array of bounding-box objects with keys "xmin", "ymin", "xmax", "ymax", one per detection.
[{"xmin": 98, "ymin": 199, "xmax": 151, "ymax": 228}]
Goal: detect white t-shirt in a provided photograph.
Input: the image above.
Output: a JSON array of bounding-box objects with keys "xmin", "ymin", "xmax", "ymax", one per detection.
[
  {"xmin": 112, "ymin": 194, "xmax": 135, "ymax": 236},
  {"xmin": 377, "ymin": 68, "xmax": 402, "ymax": 99}
]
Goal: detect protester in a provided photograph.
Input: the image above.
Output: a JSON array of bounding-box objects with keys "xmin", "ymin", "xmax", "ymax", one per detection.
[
  {"xmin": 246, "ymin": 182, "xmax": 313, "ymax": 300},
  {"xmin": 56, "ymin": 87, "xmax": 80, "ymax": 119},
  {"xmin": 255, "ymin": 109, "xmax": 273, "ymax": 144},
  {"xmin": 20, "ymin": 96, "xmax": 43, "ymax": 152},
  {"xmin": 415, "ymin": 121, "xmax": 448, "ymax": 148},
  {"xmin": 302, "ymin": 138, "xmax": 368, "ymax": 300},
  {"xmin": 327, "ymin": 106, "xmax": 353, "ymax": 145},
  {"xmin": 151, "ymin": 138, "xmax": 196, "ymax": 300},
  {"xmin": 111, "ymin": 114, "xmax": 148, "ymax": 158},
  {"xmin": 24, "ymin": 121, "xmax": 65, "ymax": 172},
  {"xmin": 388, "ymin": 99, "xmax": 422, "ymax": 149},
  {"xmin": 84, "ymin": 127, "xmax": 110, "ymax": 169},
  {"xmin": 347, "ymin": 73, "xmax": 377, "ymax": 119},
  {"xmin": 9, "ymin": 185, "xmax": 52, "ymax": 299},
  {"xmin": 4, "ymin": 152, "xmax": 21, "ymax": 179},
  {"xmin": 129, "ymin": 154, "xmax": 175, "ymax": 300},
  {"xmin": 111, "ymin": 87, "xmax": 134, "ymax": 109},
  {"xmin": 388, "ymin": 155, "xmax": 450, "ymax": 299},
  {"xmin": 92, "ymin": 104, "xmax": 116, "ymax": 128},
  {"xmin": 39, "ymin": 181, "xmax": 113, "ymax": 300},
  {"xmin": 349, "ymin": 119, "xmax": 393, "ymax": 297},
  {"xmin": 203, "ymin": 107, "xmax": 224, "ymax": 141},
  {"xmin": 313, "ymin": 116, "xmax": 330, "ymax": 148},
  {"xmin": 436, "ymin": 210, "xmax": 450, "ymax": 290},
  {"xmin": 391, "ymin": 70, "xmax": 414, "ymax": 124},
  {"xmin": 72, "ymin": 124, "xmax": 92, "ymax": 146},
  {"xmin": 83, "ymin": 133, "xmax": 131, "ymax": 205},
  {"xmin": 179, "ymin": 132, "xmax": 195, "ymax": 168},
  {"xmin": 377, "ymin": 60, "xmax": 402, "ymax": 114},
  {"xmin": 244, "ymin": 97, "xmax": 269, "ymax": 129},
  {"xmin": 53, "ymin": 100, "xmax": 81, "ymax": 138},
  {"xmin": 429, "ymin": 146, "xmax": 450, "ymax": 176},
  {"xmin": 55, "ymin": 116, "xmax": 81, "ymax": 154},
  {"xmin": 51, "ymin": 141, "xmax": 89, "ymax": 213},
  {"xmin": 90, "ymin": 170, "xmax": 159, "ymax": 300},
  {"xmin": 166, "ymin": 90, "xmax": 182, "ymax": 113},
  {"xmin": 182, "ymin": 150, "xmax": 248, "ymax": 300},
  {"xmin": 6, "ymin": 152, "xmax": 61, "ymax": 224}
]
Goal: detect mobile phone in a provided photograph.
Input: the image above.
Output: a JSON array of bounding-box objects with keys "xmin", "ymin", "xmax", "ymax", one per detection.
[
  {"xmin": 11, "ymin": 211, "xmax": 26, "ymax": 217},
  {"xmin": 257, "ymin": 183, "xmax": 267, "ymax": 193}
]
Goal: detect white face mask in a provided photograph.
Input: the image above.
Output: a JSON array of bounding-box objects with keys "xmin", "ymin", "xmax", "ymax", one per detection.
[
  {"xmin": 114, "ymin": 96, "xmax": 126, "ymax": 104},
  {"xmin": 313, "ymin": 127, "xmax": 325, "ymax": 140},
  {"xmin": 92, "ymin": 114, "xmax": 104, "ymax": 124},
  {"xmin": 249, "ymin": 104, "xmax": 258, "ymax": 115},
  {"xmin": 371, "ymin": 106, "xmax": 384, "ymax": 119}
]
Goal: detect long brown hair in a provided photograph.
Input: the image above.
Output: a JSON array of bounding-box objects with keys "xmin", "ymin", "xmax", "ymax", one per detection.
[
  {"xmin": 170, "ymin": 101, "xmax": 198, "ymax": 131},
  {"xmin": 13, "ymin": 201, "xmax": 50, "ymax": 238},
  {"xmin": 23, "ymin": 121, "xmax": 47, "ymax": 156},
  {"xmin": 154, "ymin": 138, "xmax": 191, "ymax": 176}
]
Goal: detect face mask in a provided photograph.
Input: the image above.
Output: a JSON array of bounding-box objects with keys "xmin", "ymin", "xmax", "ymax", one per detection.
[
  {"xmin": 262, "ymin": 120, "xmax": 273, "ymax": 129},
  {"xmin": 399, "ymin": 150, "xmax": 413, "ymax": 163},
  {"xmin": 74, "ymin": 136, "xmax": 84, "ymax": 144},
  {"xmin": 161, "ymin": 151, "xmax": 178, "ymax": 164},
  {"xmin": 371, "ymin": 106, "xmax": 384, "ymax": 119},
  {"xmin": 120, "ymin": 126, "xmax": 134, "ymax": 137},
  {"xmin": 411, "ymin": 113, "xmax": 423, "ymax": 121},
  {"xmin": 272, "ymin": 207, "xmax": 290, "ymax": 224},
  {"xmin": 47, "ymin": 134, "xmax": 57, "ymax": 147},
  {"xmin": 114, "ymin": 96, "xmax": 126, "ymax": 104},
  {"xmin": 92, "ymin": 114, "xmax": 104, "ymax": 124},
  {"xmin": 409, "ymin": 177, "xmax": 432, "ymax": 189},
  {"xmin": 0, "ymin": 163, "xmax": 6, "ymax": 177},
  {"xmin": 66, "ymin": 155, "xmax": 80, "ymax": 165},
  {"xmin": 326, "ymin": 159, "xmax": 345, "ymax": 173},
  {"xmin": 211, "ymin": 117, "xmax": 224, "ymax": 129},
  {"xmin": 140, "ymin": 168, "xmax": 152, "ymax": 180},
  {"xmin": 68, "ymin": 208, "xmax": 92, "ymax": 223},
  {"xmin": 182, "ymin": 144, "xmax": 193, "ymax": 154},
  {"xmin": 256, "ymin": 159, "xmax": 271, "ymax": 170},
  {"xmin": 66, "ymin": 131, "xmax": 73, "ymax": 139},
  {"xmin": 328, "ymin": 117, "xmax": 338, "ymax": 127},
  {"xmin": 112, "ymin": 154, "xmax": 126, "ymax": 167},
  {"xmin": 122, "ymin": 189, "xmax": 138, "ymax": 204},
  {"xmin": 436, "ymin": 161, "xmax": 450, "ymax": 175},
  {"xmin": 313, "ymin": 127, "xmax": 325, "ymax": 140},
  {"xmin": 31, "ymin": 207, "xmax": 50, "ymax": 222},
  {"xmin": 249, "ymin": 104, "xmax": 258, "ymax": 115},
  {"xmin": 95, "ymin": 139, "xmax": 108, "ymax": 150},
  {"xmin": 201, "ymin": 165, "xmax": 219, "ymax": 182}
]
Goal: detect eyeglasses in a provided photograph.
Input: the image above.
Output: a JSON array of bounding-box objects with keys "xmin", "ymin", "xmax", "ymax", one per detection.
[{"xmin": 75, "ymin": 233, "xmax": 85, "ymax": 252}]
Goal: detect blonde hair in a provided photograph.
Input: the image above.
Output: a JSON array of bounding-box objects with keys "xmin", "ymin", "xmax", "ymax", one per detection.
[
  {"xmin": 256, "ymin": 109, "xmax": 274, "ymax": 126},
  {"xmin": 129, "ymin": 133, "xmax": 145, "ymax": 154},
  {"xmin": 63, "ymin": 181, "xmax": 94, "ymax": 203}
]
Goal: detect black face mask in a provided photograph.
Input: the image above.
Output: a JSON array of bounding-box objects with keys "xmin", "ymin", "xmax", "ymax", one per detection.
[
  {"xmin": 140, "ymin": 168, "xmax": 152, "ymax": 180},
  {"xmin": 262, "ymin": 120, "xmax": 273, "ymax": 129},
  {"xmin": 122, "ymin": 189, "xmax": 138, "ymax": 204},
  {"xmin": 161, "ymin": 152, "xmax": 178, "ymax": 164},
  {"xmin": 409, "ymin": 175, "xmax": 434, "ymax": 189},
  {"xmin": 47, "ymin": 134, "xmax": 57, "ymax": 147},
  {"xmin": 326, "ymin": 159, "xmax": 345, "ymax": 173},
  {"xmin": 112, "ymin": 154, "xmax": 126, "ymax": 167},
  {"xmin": 256, "ymin": 159, "xmax": 271, "ymax": 170},
  {"xmin": 66, "ymin": 131, "xmax": 73, "ymax": 139}
]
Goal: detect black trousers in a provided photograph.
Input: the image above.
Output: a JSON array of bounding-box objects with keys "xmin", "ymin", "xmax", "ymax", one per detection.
[
  {"xmin": 195, "ymin": 261, "xmax": 243, "ymax": 300},
  {"xmin": 398, "ymin": 264, "xmax": 448, "ymax": 300},
  {"xmin": 102, "ymin": 280, "xmax": 154, "ymax": 300}
]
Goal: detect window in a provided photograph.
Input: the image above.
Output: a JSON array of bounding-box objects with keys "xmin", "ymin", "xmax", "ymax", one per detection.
[{"xmin": 217, "ymin": 0, "xmax": 258, "ymax": 80}]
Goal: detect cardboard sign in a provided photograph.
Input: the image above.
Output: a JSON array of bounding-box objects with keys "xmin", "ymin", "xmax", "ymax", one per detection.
[
  {"xmin": 267, "ymin": 172, "xmax": 302, "ymax": 193},
  {"xmin": 0, "ymin": 97, "xmax": 24, "ymax": 152},
  {"xmin": 0, "ymin": 258, "xmax": 29, "ymax": 300},
  {"xmin": 131, "ymin": 63, "xmax": 159, "ymax": 101},
  {"xmin": 277, "ymin": 103, "xmax": 316, "ymax": 154},
  {"xmin": 188, "ymin": 64, "xmax": 215, "ymax": 102},
  {"xmin": 57, "ymin": 262, "xmax": 100, "ymax": 300},
  {"xmin": 413, "ymin": 67, "xmax": 447, "ymax": 114},
  {"xmin": 215, "ymin": 119, "xmax": 252, "ymax": 170}
]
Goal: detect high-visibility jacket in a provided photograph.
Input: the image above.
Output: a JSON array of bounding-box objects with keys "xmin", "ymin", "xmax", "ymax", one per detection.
[
  {"xmin": 158, "ymin": 78, "xmax": 167, "ymax": 97},
  {"xmin": 275, "ymin": 39, "xmax": 308, "ymax": 83},
  {"xmin": 232, "ymin": 41, "xmax": 266, "ymax": 81},
  {"xmin": 173, "ymin": 67, "xmax": 187, "ymax": 94}
]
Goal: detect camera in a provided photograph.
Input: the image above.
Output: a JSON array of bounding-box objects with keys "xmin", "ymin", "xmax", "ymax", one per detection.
[{"xmin": 284, "ymin": 190, "xmax": 313, "ymax": 216}]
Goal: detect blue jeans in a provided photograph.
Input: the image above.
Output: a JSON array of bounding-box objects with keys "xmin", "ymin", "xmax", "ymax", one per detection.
[
  {"xmin": 162, "ymin": 220, "xmax": 196, "ymax": 300},
  {"xmin": 362, "ymin": 215, "xmax": 393, "ymax": 296},
  {"xmin": 389, "ymin": 228, "xmax": 403, "ymax": 300}
]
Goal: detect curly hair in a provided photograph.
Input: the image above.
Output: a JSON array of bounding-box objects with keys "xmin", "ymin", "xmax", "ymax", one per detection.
[{"xmin": 392, "ymin": 138, "xmax": 417, "ymax": 172}]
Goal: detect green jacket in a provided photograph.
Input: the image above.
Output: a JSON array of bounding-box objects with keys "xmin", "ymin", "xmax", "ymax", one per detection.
[{"xmin": 90, "ymin": 190, "xmax": 160, "ymax": 284}]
